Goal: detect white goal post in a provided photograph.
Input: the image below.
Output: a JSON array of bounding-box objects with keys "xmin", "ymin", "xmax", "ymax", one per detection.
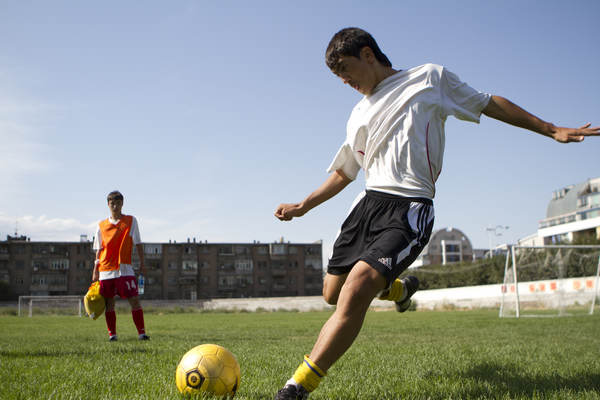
[
  {"xmin": 18, "ymin": 295, "xmax": 84, "ymax": 317},
  {"xmin": 499, "ymin": 245, "xmax": 600, "ymax": 318}
]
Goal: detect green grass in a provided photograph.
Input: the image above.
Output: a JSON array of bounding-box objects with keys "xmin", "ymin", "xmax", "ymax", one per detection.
[{"xmin": 1, "ymin": 309, "xmax": 599, "ymax": 399}]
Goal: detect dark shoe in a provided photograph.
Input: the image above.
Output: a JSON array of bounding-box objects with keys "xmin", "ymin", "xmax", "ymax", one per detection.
[
  {"xmin": 109, "ymin": 335, "xmax": 118, "ymax": 342},
  {"xmin": 274, "ymin": 384, "xmax": 309, "ymax": 400},
  {"xmin": 395, "ymin": 276, "xmax": 419, "ymax": 313},
  {"xmin": 138, "ymin": 334, "xmax": 150, "ymax": 340}
]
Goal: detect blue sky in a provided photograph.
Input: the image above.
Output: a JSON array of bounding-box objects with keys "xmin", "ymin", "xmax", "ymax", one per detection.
[{"xmin": 1, "ymin": 1, "xmax": 599, "ymax": 260}]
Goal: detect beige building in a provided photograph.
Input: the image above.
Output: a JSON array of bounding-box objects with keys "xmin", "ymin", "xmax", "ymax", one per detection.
[
  {"xmin": 0, "ymin": 236, "xmax": 323, "ymax": 300},
  {"xmin": 411, "ymin": 227, "xmax": 475, "ymax": 268},
  {"xmin": 518, "ymin": 177, "xmax": 600, "ymax": 246}
]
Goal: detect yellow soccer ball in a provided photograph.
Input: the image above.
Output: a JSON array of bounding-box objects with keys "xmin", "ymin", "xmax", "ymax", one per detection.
[{"xmin": 175, "ymin": 344, "xmax": 241, "ymax": 397}]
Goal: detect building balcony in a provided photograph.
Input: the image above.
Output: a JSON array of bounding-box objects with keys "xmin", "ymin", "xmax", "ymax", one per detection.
[
  {"xmin": 181, "ymin": 269, "xmax": 198, "ymax": 276},
  {"xmin": 178, "ymin": 277, "xmax": 196, "ymax": 285}
]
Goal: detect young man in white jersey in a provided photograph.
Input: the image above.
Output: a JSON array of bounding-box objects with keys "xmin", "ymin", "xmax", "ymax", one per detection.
[
  {"xmin": 273, "ymin": 27, "xmax": 600, "ymax": 399},
  {"xmin": 92, "ymin": 190, "xmax": 149, "ymax": 341}
]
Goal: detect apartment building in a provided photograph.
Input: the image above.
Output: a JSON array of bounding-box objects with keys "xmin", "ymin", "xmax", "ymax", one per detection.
[
  {"xmin": 0, "ymin": 236, "xmax": 323, "ymax": 300},
  {"xmin": 519, "ymin": 177, "xmax": 600, "ymax": 246}
]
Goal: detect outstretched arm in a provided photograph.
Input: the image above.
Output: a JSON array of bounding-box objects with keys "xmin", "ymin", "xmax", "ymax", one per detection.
[
  {"xmin": 275, "ymin": 169, "xmax": 352, "ymax": 221},
  {"xmin": 482, "ymin": 95, "xmax": 600, "ymax": 143}
]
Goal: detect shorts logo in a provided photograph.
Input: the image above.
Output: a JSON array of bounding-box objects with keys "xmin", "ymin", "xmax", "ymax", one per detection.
[{"xmin": 378, "ymin": 257, "xmax": 392, "ymax": 269}]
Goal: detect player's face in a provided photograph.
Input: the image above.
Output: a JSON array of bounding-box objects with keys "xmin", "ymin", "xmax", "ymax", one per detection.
[
  {"xmin": 334, "ymin": 54, "xmax": 378, "ymax": 95},
  {"xmin": 107, "ymin": 198, "xmax": 123, "ymax": 214}
]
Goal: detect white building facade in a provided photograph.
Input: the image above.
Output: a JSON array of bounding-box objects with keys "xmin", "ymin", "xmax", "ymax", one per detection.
[{"xmin": 519, "ymin": 177, "xmax": 600, "ymax": 246}]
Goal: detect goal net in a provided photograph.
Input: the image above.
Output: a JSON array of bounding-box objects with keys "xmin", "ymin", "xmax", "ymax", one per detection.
[
  {"xmin": 18, "ymin": 295, "xmax": 84, "ymax": 317},
  {"xmin": 499, "ymin": 245, "xmax": 600, "ymax": 318}
]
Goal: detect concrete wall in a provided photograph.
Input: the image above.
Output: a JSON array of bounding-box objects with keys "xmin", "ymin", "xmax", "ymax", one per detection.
[
  {"xmin": 11, "ymin": 276, "xmax": 594, "ymax": 314},
  {"xmin": 138, "ymin": 275, "xmax": 598, "ymax": 312}
]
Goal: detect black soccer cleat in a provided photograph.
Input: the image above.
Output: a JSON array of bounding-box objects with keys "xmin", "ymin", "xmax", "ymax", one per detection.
[
  {"xmin": 138, "ymin": 334, "xmax": 150, "ymax": 341},
  {"xmin": 109, "ymin": 335, "xmax": 118, "ymax": 342},
  {"xmin": 395, "ymin": 275, "xmax": 419, "ymax": 313},
  {"xmin": 274, "ymin": 384, "xmax": 309, "ymax": 400}
]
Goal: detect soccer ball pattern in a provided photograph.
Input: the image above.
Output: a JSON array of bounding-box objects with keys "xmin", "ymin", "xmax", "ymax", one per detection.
[{"xmin": 176, "ymin": 344, "xmax": 241, "ymax": 397}]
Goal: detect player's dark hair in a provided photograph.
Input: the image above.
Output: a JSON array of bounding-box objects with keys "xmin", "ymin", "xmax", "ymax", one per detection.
[
  {"xmin": 107, "ymin": 190, "xmax": 124, "ymax": 202},
  {"xmin": 326, "ymin": 27, "xmax": 392, "ymax": 73}
]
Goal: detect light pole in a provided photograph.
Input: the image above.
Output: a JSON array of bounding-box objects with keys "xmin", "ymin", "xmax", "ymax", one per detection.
[{"xmin": 486, "ymin": 225, "xmax": 509, "ymax": 258}]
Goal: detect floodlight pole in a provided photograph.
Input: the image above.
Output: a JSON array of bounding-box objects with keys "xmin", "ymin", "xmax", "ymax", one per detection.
[{"xmin": 486, "ymin": 225, "xmax": 510, "ymax": 258}]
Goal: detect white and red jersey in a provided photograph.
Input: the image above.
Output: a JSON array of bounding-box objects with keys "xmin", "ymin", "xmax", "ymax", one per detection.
[
  {"xmin": 328, "ymin": 63, "xmax": 491, "ymax": 200},
  {"xmin": 93, "ymin": 215, "xmax": 141, "ymax": 280}
]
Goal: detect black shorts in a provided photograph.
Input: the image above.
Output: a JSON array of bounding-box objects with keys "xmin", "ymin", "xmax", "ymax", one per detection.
[{"xmin": 327, "ymin": 190, "xmax": 434, "ymax": 285}]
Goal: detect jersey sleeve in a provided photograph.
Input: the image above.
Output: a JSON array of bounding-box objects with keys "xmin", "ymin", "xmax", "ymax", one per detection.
[
  {"xmin": 130, "ymin": 216, "xmax": 141, "ymax": 245},
  {"xmin": 440, "ymin": 67, "xmax": 491, "ymax": 123},
  {"xmin": 92, "ymin": 223, "xmax": 102, "ymax": 251},
  {"xmin": 326, "ymin": 142, "xmax": 361, "ymax": 181}
]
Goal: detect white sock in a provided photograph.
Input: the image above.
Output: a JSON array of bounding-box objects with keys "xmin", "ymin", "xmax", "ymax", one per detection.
[{"xmin": 285, "ymin": 378, "xmax": 299, "ymax": 387}]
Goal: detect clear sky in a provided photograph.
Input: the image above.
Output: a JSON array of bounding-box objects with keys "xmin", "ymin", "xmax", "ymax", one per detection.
[{"xmin": 1, "ymin": 1, "xmax": 599, "ymax": 261}]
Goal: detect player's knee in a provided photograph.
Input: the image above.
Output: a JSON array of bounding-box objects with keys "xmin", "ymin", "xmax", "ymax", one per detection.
[
  {"xmin": 128, "ymin": 297, "xmax": 141, "ymax": 309},
  {"xmin": 323, "ymin": 289, "xmax": 339, "ymax": 305},
  {"xmin": 338, "ymin": 272, "xmax": 384, "ymax": 311},
  {"xmin": 105, "ymin": 299, "xmax": 115, "ymax": 311}
]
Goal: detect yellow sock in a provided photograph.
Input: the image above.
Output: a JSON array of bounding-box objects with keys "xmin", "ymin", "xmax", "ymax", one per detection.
[
  {"xmin": 378, "ymin": 278, "xmax": 404, "ymax": 301},
  {"xmin": 292, "ymin": 355, "xmax": 326, "ymax": 392}
]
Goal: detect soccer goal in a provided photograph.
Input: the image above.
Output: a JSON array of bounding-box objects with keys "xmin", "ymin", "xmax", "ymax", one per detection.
[
  {"xmin": 18, "ymin": 295, "xmax": 84, "ymax": 317},
  {"xmin": 499, "ymin": 245, "xmax": 600, "ymax": 318}
]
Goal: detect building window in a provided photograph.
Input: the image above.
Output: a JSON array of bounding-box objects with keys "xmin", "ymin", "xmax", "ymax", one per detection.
[
  {"xmin": 270, "ymin": 244, "xmax": 287, "ymax": 255},
  {"xmin": 445, "ymin": 244, "xmax": 460, "ymax": 253},
  {"xmin": 235, "ymin": 246, "xmax": 249, "ymax": 255},
  {"xmin": 305, "ymin": 258, "xmax": 322, "ymax": 270},
  {"xmin": 182, "ymin": 261, "xmax": 198, "ymax": 272},
  {"xmin": 305, "ymin": 246, "xmax": 320, "ymax": 255},
  {"xmin": 50, "ymin": 259, "xmax": 69, "ymax": 270},
  {"xmin": 235, "ymin": 260, "xmax": 253, "ymax": 272},
  {"xmin": 218, "ymin": 246, "xmax": 234, "ymax": 255},
  {"xmin": 184, "ymin": 246, "xmax": 196, "ymax": 255},
  {"xmin": 446, "ymin": 255, "xmax": 460, "ymax": 263},
  {"xmin": 144, "ymin": 244, "xmax": 162, "ymax": 255},
  {"xmin": 256, "ymin": 246, "xmax": 268, "ymax": 255}
]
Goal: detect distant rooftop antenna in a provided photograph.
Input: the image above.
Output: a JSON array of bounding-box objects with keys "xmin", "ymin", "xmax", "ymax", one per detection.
[{"xmin": 14, "ymin": 220, "xmax": 18, "ymax": 236}]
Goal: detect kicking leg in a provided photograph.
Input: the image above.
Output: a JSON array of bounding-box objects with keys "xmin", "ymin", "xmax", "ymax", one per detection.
[
  {"xmin": 322, "ymin": 272, "xmax": 347, "ymax": 305},
  {"xmin": 275, "ymin": 261, "xmax": 385, "ymax": 399},
  {"xmin": 310, "ymin": 261, "xmax": 385, "ymax": 370}
]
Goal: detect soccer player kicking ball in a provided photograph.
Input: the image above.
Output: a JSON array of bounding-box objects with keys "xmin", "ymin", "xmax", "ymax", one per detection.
[
  {"xmin": 92, "ymin": 190, "xmax": 149, "ymax": 341},
  {"xmin": 273, "ymin": 27, "xmax": 599, "ymax": 399}
]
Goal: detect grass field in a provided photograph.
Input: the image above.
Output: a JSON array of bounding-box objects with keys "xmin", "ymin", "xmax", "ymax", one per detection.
[{"xmin": 1, "ymin": 309, "xmax": 600, "ymax": 400}]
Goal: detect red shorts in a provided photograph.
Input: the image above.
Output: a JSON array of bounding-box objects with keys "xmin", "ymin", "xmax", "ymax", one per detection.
[{"xmin": 99, "ymin": 276, "xmax": 139, "ymax": 299}]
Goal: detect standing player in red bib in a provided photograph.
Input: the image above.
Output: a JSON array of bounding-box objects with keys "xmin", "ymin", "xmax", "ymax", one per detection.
[
  {"xmin": 92, "ymin": 190, "xmax": 149, "ymax": 341},
  {"xmin": 273, "ymin": 27, "xmax": 600, "ymax": 399}
]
